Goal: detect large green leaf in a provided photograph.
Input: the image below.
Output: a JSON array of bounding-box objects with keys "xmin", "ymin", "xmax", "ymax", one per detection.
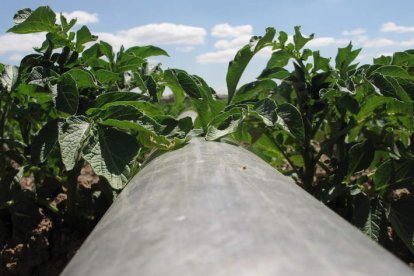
[
  {"xmin": 76, "ymin": 25, "xmax": 97, "ymax": 51},
  {"xmin": 174, "ymin": 70, "xmax": 202, "ymax": 98},
  {"xmin": 226, "ymin": 27, "xmax": 276, "ymax": 103},
  {"xmin": 253, "ymin": 98, "xmax": 278, "ymax": 126},
  {"xmin": 266, "ymin": 50, "xmax": 291, "ymax": 68},
  {"xmin": 28, "ymin": 66, "xmax": 51, "ymax": 87},
  {"xmin": 31, "ymin": 119, "xmax": 59, "ymax": 164},
  {"xmin": 54, "ymin": 74, "xmax": 79, "ymax": 115},
  {"xmin": 205, "ymin": 107, "xmax": 244, "ymax": 141},
  {"xmin": 373, "ymin": 65, "xmax": 413, "ymax": 80},
  {"xmin": 347, "ymin": 141, "xmax": 375, "ymax": 175},
  {"xmin": 87, "ymin": 101, "xmax": 162, "ymax": 117},
  {"xmin": 335, "ymin": 43, "xmax": 361, "ymax": 72},
  {"xmin": 373, "ymin": 160, "xmax": 393, "ymax": 192},
  {"xmin": 95, "ymin": 69, "xmax": 120, "ymax": 85},
  {"xmin": 313, "ymin": 51, "xmax": 331, "ymax": 72},
  {"xmin": 91, "ymin": 92, "xmax": 149, "ymax": 109},
  {"xmin": 172, "ymin": 70, "xmax": 224, "ymax": 132},
  {"xmin": 232, "ymin": 79, "xmax": 277, "ymax": 103},
  {"xmin": 353, "ymin": 196, "xmax": 385, "ymax": 242},
  {"xmin": 293, "ymin": 26, "xmax": 314, "ymax": 51},
  {"xmin": 0, "ymin": 65, "xmax": 18, "ymax": 92},
  {"xmin": 83, "ymin": 126, "xmax": 139, "ymax": 190},
  {"xmin": 58, "ymin": 116, "xmax": 91, "ymax": 171},
  {"xmin": 63, "ymin": 69, "xmax": 96, "ymax": 89},
  {"xmin": 116, "ymin": 55, "xmax": 145, "ymax": 73},
  {"xmin": 276, "ymin": 103, "xmax": 305, "ymax": 142},
  {"xmin": 258, "ymin": 67, "xmax": 290, "ymax": 80},
  {"xmin": 390, "ymin": 198, "xmax": 414, "ymax": 254},
  {"xmin": 98, "ymin": 105, "xmax": 162, "ymax": 131},
  {"xmin": 7, "ymin": 6, "xmax": 56, "ymax": 34},
  {"xmin": 125, "ymin": 46, "xmax": 169, "ymax": 58},
  {"xmin": 13, "ymin": 8, "xmax": 32, "ymax": 24},
  {"xmin": 163, "ymin": 69, "xmax": 185, "ymax": 106}
]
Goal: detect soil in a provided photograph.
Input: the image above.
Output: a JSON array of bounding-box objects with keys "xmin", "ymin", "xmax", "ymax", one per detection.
[{"xmin": 0, "ymin": 164, "xmax": 107, "ymax": 276}]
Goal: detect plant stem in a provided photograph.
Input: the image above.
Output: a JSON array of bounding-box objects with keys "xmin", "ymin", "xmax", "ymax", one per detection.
[
  {"xmin": 67, "ymin": 162, "xmax": 82, "ymax": 220},
  {"xmin": 265, "ymin": 129, "xmax": 301, "ymax": 179}
]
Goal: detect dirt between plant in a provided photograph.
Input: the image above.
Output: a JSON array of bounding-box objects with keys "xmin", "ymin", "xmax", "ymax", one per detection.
[{"xmin": 0, "ymin": 165, "xmax": 104, "ymax": 276}]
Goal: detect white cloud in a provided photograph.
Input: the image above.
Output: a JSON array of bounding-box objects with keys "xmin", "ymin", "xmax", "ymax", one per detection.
[
  {"xmin": 197, "ymin": 49, "xmax": 237, "ymax": 64},
  {"xmin": 176, "ymin": 46, "xmax": 195, "ymax": 53},
  {"xmin": 377, "ymin": 52, "xmax": 393, "ymax": 57},
  {"xmin": 342, "ymin": 28, "xmax": 366, "ymax": 36},
  {"xmin": 97, "ymin": 23, "xmax": 206, "ymax": 49},
  {"xmin": 197, "ymin": 23, "xmax": 254, "ymax": 64},
  {"xmin": 357, "ymin": 37, "xmax": 396, "ymax": 48},
  {"xmin": 401, "ymin": 39, "xmax": 414, "ymax": 47},
  {"xmin": 59, "ymin": 11, "xmax": 99, "ymax": 25},
  {"xmin": 0, "ymin": 33, "xmax": 44, "ymax": 54},
  {"xmin": 8, "ymin": 54, "xmax": 23, "ymax": 62},
  {"xmin": 307, "ymin": 37, "xmax": 348, "ymax": 47},
  {"xmin": 211, "ymin": 23, "xmax": 252, "ymax": 38},
  {"xmin": 380, "ymin": 22, "xmax": 414, "ymax": 33},
  {"xmin": 213, "ymin": 35, "xmax": 252, "ymax": 50}
]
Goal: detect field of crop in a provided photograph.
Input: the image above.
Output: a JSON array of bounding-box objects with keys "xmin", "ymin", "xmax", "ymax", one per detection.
[{"xmin": 1, "ymin": 6, "xmax": 414, "ymax": 275}]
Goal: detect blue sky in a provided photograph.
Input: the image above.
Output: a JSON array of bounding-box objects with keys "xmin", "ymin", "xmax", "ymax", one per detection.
[{"xmin": 1, "ymin": 0, "xmax": 414, "ymax": 92}]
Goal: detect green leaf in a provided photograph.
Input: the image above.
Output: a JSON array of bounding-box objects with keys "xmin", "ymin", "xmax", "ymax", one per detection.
[
  {"xmin": 76, "ymin": 25, "xmax": 97, "ymax": 51},
  {"xmin": 353, "ymin": 196, "xmax": 385, "ymax": 242},
  {"xmin": 88, "ymin": 101, "xmax": 162, "ymax": 117},
  {"xmin": 163, "ymin": 69, "xmax": 185, "ymax": 106},
  {"xmin": 83, "ymin": 126, "xmax": 139, "ymax": 190},
  {"xmin": 313, "ymin": 51, "xmax": 331, "ymax": 72},
  {"xmin": 95, "ymin": 69, "xmax": 120, "ymax": 84},
  {"xmin": 58, "ymin": 116, "xmax": 91, "ymax": 171},
  {"xmin": 233, "ymin": 79, "xmax": 277, "ymax": 103},
  {"xmin": 60, "ymin": 13, "xmax": 76, "ymax": 33},
  {"xmin": 373, "ymin": 160, "xmax": 393, "ymax": 191},
  {"xmin": 125, "ymin": 46, "xmax": 169, "ymax": 58},
  {"xmin": 391, "ymin": 52, "xmax": 414, "ymax": 66},
  {"xmin": 253, "ymin": 98, "xmax": 278, "ymax": 126},
  {"xmin": 276, "ymin": 103, "xmax": 305, "ymax": 142},
  {"xmin": 0, "ymin": 65, "xmax": 18, "ymax": 92},
  {"xmin": 28, "ymin": 66, "xmax": 51, "ymax": 87},
  {"xmin": 13, "ymin": 8, "xmax": 32, "ymax": 24},
  {"xmin": 227, "ymin": 27, "xmax": 276, "ymax": 103},
  {"xmin": 266, "ymin": 50, "xmax": 291, "ymax": 68},
  {"xmin": 390, "ymin": 198, "xmax": 414, "ymax": 254},
  {"xmin": 373, "ymin": 65, "xmax": 413, "ymax": 80},
  {"xmin": 54, "ymin": 74, "xmax": 79, "ymax": 115},
  {"xmin": 347, "ymin": 141, "xmax": 375, "ymax": 175},
  {"xmin": 373, "ymin": 55, "xmax": 391, "ymax": 65},
  {"xmin": 116, "ymin": 55, "xmax": 144, "ymax": 73},
  {"xmin": 191, "ymin": 98, "xmax": 225, "ymax": 133},
  {"xmin": 91, "ymin": 92, "xmax": 149, "ymax": 108},
  {"xmin": 31, "ymin": 119, "xmax": 59, "ymax": 164},
  {"xmin": 7, "ymin": 6, "xmax": 56, "ymax": 34},
  {"xmin": 335, "ymin": 43, "xmax": 361, "ymax": 71},
  {"xmin": 206, "ymin": 107, "xmax": 244, "ymax": 141},
  {"xmin": 258, "ymin": 67, "xmax": 290, "ymax": 80},
  {"xmin": 293, "ymin": 26, "xmax": 314, "ymax": 51},
  {"xmin": 174, "ymin": 70, "xmax": 202, "ymax": 98},
  {"xmin": 99, "ymin": 41, "xmax": 114, "ymax": 63},
  {"xmin": 63, "ymin": 69, "xmax": 96, "ymax": 89},
  {"xmin": 145, "ymin": 75, "xmax": 158, "ymax": 101},
  {"xmin": 278, "ymin": 31, "xmax": 288, "ymax": 46},
  {"xmin": 98, "ymin": 104, "xmax": 157, "ymax": 122},
  {"xmin": 356, "ymin": 95, "xmax": 388, "ymax": 121}
]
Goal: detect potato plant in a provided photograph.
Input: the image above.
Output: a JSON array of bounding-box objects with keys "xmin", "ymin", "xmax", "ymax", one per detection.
[
  {"xmin": 176, "ymin": 27, "xmax": 414, "ymax": 259},
  {"xmin": 1, "ymin": 5, "xmax": 414, "ymax": 274},
  {"xmin": 0, "ymin": 6, "xmax": 192, "ymax": 233}
]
